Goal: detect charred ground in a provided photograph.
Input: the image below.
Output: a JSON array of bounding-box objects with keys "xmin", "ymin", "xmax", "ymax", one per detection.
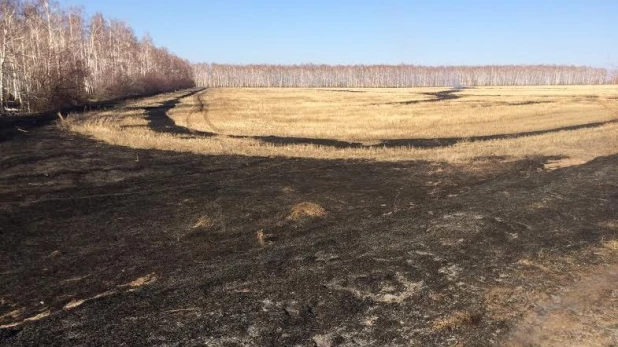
[{"xmin": 0, "ymin": 105, "xmax": 617, "ymax": 345}]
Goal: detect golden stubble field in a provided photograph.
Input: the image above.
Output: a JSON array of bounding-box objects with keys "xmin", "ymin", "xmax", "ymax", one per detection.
[{"xmin": 69, "ymin": 85, "xmax": 618, "ymax": 168}]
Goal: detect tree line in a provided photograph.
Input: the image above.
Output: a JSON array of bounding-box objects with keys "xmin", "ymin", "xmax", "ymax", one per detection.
[
  {"xmin": 0, "ymin": 0, "xmax": 194, "ymax": 113},
  {"xmin": 193, "ymin": 64, "xmax": 612, "ymax": 88},
  {"xmin": 2, "ymin": 0, "xmax": 615, "ymax": 114}
]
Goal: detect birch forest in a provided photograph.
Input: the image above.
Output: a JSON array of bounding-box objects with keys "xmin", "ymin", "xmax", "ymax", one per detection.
[
  {"xmin": 193, "ymin": 64, "xmax": 612, "ymax": 88},
  {"xmin": 0, "ymin": 0, "xmax": 194, "ymax": 113}
]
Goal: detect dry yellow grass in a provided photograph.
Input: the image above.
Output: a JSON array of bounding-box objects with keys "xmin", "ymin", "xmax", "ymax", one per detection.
[
  {"xmin": 288, "ymin": 202, "xmax": 327, "ymax": 221},
  {"xmin": 432, "ymin": 311, "xmax": 477, "ymax": 331},
  {"xmin": 600, "ymin": 220, "xmax": 618, "ymax": 230},
  {"xmin": 171, "ymin": 86, "xmax": 618, "ymax": 141},
  {"xmin": 192, "ymin": 216, "xmax": 214, "ymax": 229},
  {"xmin": 125, "ymin": 273, "xmax": 157, "ymax": 288},
  {"xmin": 604, "ymin": 240, "xmax": 618, "ymax": 251},
  {"xmin": 68, "ymin": 86, "xmax": 618, "ymax": 167}
]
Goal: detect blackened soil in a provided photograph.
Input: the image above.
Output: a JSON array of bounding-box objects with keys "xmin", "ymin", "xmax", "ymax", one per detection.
[
  {"xmin": 0, "ymin": 124, "xmax": 617, "ymax": 345},
  {"xmin": 376, "ymin": 118, "xmax": 618, "ymax": 148},
  {"xmin": 378, "ymin": 88, "xmax": 463, "ymax": 106},
  {"xmin": 236, "ymin": 119, "xmax": 618, "ymax": 150},
  {"xmin": 144, "ymin": 89, "xmax": 214, "ymax": 137}
]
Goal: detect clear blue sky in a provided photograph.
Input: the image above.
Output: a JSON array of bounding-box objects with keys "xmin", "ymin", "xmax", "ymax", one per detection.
[{"xmin": 57, "ymin": 0, "xmax": 617, "ymax": 67}]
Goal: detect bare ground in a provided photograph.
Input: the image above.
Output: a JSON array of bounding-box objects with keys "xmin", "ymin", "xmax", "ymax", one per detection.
[{"xmin": 0, "ymin": 102, "xmax": 617, "ymax": 345}]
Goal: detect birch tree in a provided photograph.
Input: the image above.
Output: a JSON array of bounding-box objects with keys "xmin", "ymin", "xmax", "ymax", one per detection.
[
  {"xmin": 0, "ymin": 0, "xmax": 194, "ymax": 113},
  {"xmin": 192, "ymin": 64, "xmax": 611, "ymax": 88}
]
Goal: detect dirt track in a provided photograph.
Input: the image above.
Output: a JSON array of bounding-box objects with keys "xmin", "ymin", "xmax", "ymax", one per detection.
[{"xmin": 1, "ymin": 105, "xmax": 617, "ymax": 345}]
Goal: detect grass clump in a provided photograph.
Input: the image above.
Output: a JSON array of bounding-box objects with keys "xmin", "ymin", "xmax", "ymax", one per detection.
[{"xmin": 288, "ymin": 202, "xmax": 327, "ymax": 221}]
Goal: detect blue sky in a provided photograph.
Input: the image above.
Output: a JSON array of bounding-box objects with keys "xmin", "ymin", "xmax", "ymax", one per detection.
[{"xmin": 57, "ymin": 0, "xmax": 617, "ymax": 67}]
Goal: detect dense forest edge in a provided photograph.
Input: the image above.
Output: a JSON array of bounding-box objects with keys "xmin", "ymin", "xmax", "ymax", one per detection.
[
  {"xmin": 0, "ymin": 0, "xmax": 194, "ymax": 115},
  {"xmin": 1, "ymin": 0, "xmax": 617, "ymax": 115}
]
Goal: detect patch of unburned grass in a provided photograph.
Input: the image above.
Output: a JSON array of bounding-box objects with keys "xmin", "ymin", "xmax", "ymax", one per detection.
[
  {"xmin": 192, "ymin": 216, "xmax": 215, "ymax": 229},
  {"xmin": 288, "ymin": 202, "xmax": 327, "ymax": 221},
  {"xmin": 603, "ymin": 240, "xmax": 618, "ymax": 251},
  {"xmin": 432, "ymin": 311, "xmax": 479, "ymax": 331},
  {"xmin": 67, "ymin": 86, "xmax": 618, "ymax": 167},
  {"xmin": 171, "ymin": 86, "xmax": 618, "ymax": 141},
  {"xmin": 124, "ymin": 273, "xmax": 158, "ymax": 289},
  {"xmin": 63, "ymin": 299, "xmax": 86, "ymax": 310}
]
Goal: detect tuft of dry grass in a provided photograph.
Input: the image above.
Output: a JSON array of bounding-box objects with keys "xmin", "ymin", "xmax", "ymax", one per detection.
[
  {"xmin": 603, "ymin": 240, "xmax": 618, "ymax": 251},
  {"xmin": 0, "ymin": 310, "xmax": 51, "ymax": 329},
  {"xmin": 192, "ymin": 215, "xmax": 214, "ymax": 229},
  {"xmin": 256, "ymin": 229, "xmax": 266, "ymax": 246},
  {"xmin": 0, "ymin": 308, "xmax": 24, "ymax": 323},
  {"xmin": 432, "ymin": 311, "xmax": 477, "ymax": 331},
  {"xmin": 125, "ymin": 273, "xmax": 157, "ymax": 288},
  {"xmin": 288, "ymin": 202, "xmax": 327, "ymax": 221},
  {"xmin": 63, "ymin": 299, "xmax": 86, "ymax": 310}
]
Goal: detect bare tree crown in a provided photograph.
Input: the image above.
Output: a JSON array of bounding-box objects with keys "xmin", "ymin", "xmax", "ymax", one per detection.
[{"xmin": 0, "ymin": 0, "xmax": 193, "ymax": 113}]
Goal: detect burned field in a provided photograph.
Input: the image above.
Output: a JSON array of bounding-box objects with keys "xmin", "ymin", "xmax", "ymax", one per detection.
[{"xmin": 1, "ymin": 88, "xmax": 618, "ymax": 345}]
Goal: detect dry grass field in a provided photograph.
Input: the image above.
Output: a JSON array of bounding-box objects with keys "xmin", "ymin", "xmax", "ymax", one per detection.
[
  {"xmin": 173, "ymin": 86, "xmax": 618, "ymax": 139},
  {"xmin": 68, "ymin": 85, "xmax": 618, "ymax": 168}
]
